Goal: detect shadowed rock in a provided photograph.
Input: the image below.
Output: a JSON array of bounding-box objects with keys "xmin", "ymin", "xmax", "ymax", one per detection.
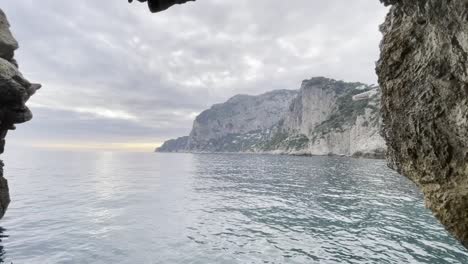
[
  {"xmin": 0, "ymin": 162, "xmax": 8, "ymax": 219},
  {"xmin": 0, "ymin": 9, "xmax": 18, "ymax": 61},
  {"xmin": 128, "ymin": 0, "xmax": 195, "ymax": 13},
  {"xmin": 0, "ymin": 9, "xmax": 41, "ymax": 219}
]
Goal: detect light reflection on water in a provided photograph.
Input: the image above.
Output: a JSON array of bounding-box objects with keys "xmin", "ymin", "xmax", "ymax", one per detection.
[{"xmin": 0, "ymin": 150, "xmax": 467, "ymax": 263}]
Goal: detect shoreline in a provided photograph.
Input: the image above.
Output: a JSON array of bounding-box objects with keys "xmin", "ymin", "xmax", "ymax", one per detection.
[{"xmin": 155, "ymin": 150, "xmax": 387, "ymax": 160}]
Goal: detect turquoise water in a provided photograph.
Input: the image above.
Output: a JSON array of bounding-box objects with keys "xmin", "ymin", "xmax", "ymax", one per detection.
[{"xmin": 1, "ymin": 151, "xmax": 467, "ymax": 263}]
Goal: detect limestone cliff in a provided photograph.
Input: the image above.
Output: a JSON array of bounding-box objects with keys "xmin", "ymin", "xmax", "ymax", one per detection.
[
  {"xmin": 0, "ymin": 9, "xmax": 41, "ymax": 218},
  {"xmin": 262, "ymin": 77, "xmax": 385, "ymax": 157},
  {"xmin": 157, "ymin": 77, "xmax": 386, "ymax": 157},
  {"xmin": 186, "ymin": 90, "xmax": 298, "ymax": 152},
  {"xmin": 377, "ymin": 0, "xmax": 468, "ymax": 247}
]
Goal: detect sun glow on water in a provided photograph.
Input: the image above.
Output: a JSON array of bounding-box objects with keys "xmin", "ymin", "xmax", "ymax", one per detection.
[{"xmin": 30, "ymin": 142, "xmax": 162, "ymax": 152}]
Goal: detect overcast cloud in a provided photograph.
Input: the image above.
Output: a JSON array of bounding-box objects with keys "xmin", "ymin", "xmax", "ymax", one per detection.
[{"xmin": 2, "ymin": 0, "xmax": 388, "ymax": 151}]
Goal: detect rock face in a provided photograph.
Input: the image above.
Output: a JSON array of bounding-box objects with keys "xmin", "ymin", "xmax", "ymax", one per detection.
[
  {"xmin": 187, "ymin": 90, "xmax": 298, "ymax": 152},
  {"xmin": 377, "ymin": 0, "xmax": 468, "ymax": 247},
  {"xmin": 157, "ymin": 77, "xmax": 386, "ymax": 157},
  {"xmin": 155, "ymin": 136, "xmax": 189, "ymax": 152},
  {"xmin": 0, "ymin": 9, "xmax": 40, "ymax": 218},
  {"xmin": 278, "ymin": 77, "xmax": 385, "ymax": 157},
  {"xmin": 128, "ymin": 0, "xmax": 196, "ymax": 13}
]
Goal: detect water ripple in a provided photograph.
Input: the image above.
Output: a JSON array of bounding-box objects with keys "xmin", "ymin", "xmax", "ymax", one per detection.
[{"xmin": 0, "ymin": 151, "xmax": 467, "ymax": 263}]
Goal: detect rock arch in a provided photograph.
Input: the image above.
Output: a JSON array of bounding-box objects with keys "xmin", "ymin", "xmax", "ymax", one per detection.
[{"xmin": 0, "ymin": 0, "xmax": 467, "ymax": 248}]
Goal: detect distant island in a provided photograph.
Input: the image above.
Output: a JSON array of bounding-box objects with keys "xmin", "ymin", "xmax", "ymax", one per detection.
[{"xmin": 156, "ymin": 77, "xmax": 386, "ymax": 158}]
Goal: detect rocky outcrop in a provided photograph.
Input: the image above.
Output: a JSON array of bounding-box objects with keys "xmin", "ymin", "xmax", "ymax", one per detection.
[
  {"xmin": 0, "ymin": 9, "xmax": 40, "ymax": 218},
  {"xmin": 157, "ymin": 77, "xmax": 386, "ymax": 157},
  {"xmin": 377, "ymin": 0, "xmax": 468, "ymax": 247},
  {"xmin": 277, "ymin": 77, "xmax": 385, "ymax": 157},
  {"xmin": 156, "ymin": 136, "xmax": 189, "ymax": 152},
  {"xmin": 187, "ymin": 90, "xmax": 298, "ymax": 151},
  {"xmin": 128, "ymin": 0, "xmax": 195, "ymax": 13},
  {"xmin": 157, "ymin": 89, "xmax": 298, "ymax": 153}
]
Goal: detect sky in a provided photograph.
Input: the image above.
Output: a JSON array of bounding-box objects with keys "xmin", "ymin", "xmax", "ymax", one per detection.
[{"xmin": 2, "ymin": 0, "xmax": 388, "ymax": 152}]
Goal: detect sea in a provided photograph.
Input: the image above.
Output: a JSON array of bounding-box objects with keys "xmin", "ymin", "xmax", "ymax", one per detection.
[{"xmin": 1, "ymin": 150, "xmax": 467, "ymax": 263}]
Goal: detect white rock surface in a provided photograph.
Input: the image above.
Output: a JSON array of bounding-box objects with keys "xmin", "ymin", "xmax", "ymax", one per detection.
[{"xmin": 157, "ymin": 77, "xmax": 387, "ymax": 158}]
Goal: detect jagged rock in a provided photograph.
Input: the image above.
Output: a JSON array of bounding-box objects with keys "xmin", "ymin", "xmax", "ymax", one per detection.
[
  {"xmin": 377, "ymin": 0, "xmax": 468, "ymax": 247},
  {"xmin": 380, "ymin": 0, "xmax": 400, "ymax": 6},
  {"xmin": 0, "ymin": 9, "xmax": 18, "ymax": 62},
  {"xmin": 157, "ymin": 77, "xmax": 386, "ymax": 157},
  {"xmin": 0, "ymin": 161, "xmax": 9, "ymax": 219},
  {"xmin": 129, "ymin": 0, "xmax": 195, "ymax": 13},
  {"xmin": 0, "ymin": 9, "xmax": 40, "ymax": 219},
  {"xmin": 0, "ymin": 58, "xmax": 40, "ymax": 126}
]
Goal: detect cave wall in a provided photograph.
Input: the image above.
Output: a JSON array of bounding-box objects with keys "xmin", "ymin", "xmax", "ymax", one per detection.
[
  {"xmin": 0, "ymin": 0, "xmax": 467, "ymax": 250},
  {"xmin": 377, "ymin": 0, "xmax": 468, "ymax": 247},
  {"xmin": 0, "ymin": 9, "xmax": 41, "ymax": 218}
]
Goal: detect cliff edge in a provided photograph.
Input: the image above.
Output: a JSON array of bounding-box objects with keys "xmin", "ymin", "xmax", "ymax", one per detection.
[
  {"xmin": 377, "ymin": 0, "xmax": 468, "ymax": 247},
  {"xmin": 0, "ymin": 9, "xmax": 41, "ymax": 218},
  {"xmin": 157, "ymin": 77, "xmax": 386, "ymax": 157}
]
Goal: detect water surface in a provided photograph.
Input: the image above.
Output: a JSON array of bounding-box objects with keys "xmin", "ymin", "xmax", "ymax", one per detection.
[{"xmin": 2, "ymin": 151, "xmax": 468, "ymax": 263}]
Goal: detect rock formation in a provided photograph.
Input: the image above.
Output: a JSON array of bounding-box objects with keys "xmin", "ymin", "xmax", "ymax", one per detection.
[
  {"xmin": 157, "ymin": 77, "xmax": 386, "ymax": 157},
  {"xmin": 187, "ymin": 89, "xmax": 298, "ymax": 152},
  {"xmin": 128, "ymin": 0, "xmax": 195, "ymax": 13},
  {"xmin": 0, "ymin": 0, "xmax": 465, "ymax": 250},
  {"xmin": 377, "ymin": 0, "xmax": 468, "ymax": 248},
  {"xmin": 157, "ymin": 89, "xmax": 297, "ymax": 153},
  {"xmin": 0, "ymin": 9, "xmax": 41, "ymax": 218},
  {"xmin": 156, "ymin": 136, "xmax": 189, "ymax": 153},
  {"xmin": 279, "ymin": 77, "xmax": 385, "ymax": 157}
]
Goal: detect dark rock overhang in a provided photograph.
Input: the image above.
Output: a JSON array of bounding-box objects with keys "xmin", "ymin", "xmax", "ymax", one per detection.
[{"xmin": 128, "ymin": 0, "xmax": 196, "ymax": 13}]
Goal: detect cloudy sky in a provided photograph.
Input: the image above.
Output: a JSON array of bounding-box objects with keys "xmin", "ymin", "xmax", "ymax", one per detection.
[{"xmin": 3, "ymin": 0, "xmax": 388, "ymax": 152}]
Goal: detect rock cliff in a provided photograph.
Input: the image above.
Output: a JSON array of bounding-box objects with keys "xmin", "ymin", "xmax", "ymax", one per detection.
[
  {"xmin": 157, "ymin": 77, "xmax": 386, "ymax": 157},
  {"xmin": 186, "ymin": 90, "xmax": 298, "ymax": 152},
  {"xmin": 377, "ymin": 0, "xmax": 468, "ymax": 247},
  {"xmin": 277, "ymin": 77, "xmax": 385, "ymax": 157},
  {"xmin": 0, "ymin": 9, "xmax": 41, "ymax": 218},
  {"xmin": 156, "ymin": 136, "xmax": 189, "ymax": 152}
]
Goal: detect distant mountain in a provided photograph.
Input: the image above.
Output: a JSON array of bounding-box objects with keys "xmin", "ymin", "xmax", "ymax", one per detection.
[
  {"xmin": 156, "ymin": 77, "xmax": 386, "ymax": 158},
  {"xmin": 155, "ymin": 136, "xmax": 189, "ymax": 153}
]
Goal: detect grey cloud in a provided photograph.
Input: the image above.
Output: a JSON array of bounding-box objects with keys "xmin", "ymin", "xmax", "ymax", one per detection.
[{"xmin": 2, "ymin": 0, "xmax": 388, "ymax": 147}]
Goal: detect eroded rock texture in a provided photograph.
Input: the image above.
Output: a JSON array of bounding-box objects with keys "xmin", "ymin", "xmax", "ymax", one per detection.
[
  {"xmin": 0, "ymin": 9, "xmax": 41, "ymax": 218},
  {"xmin": 377, "ymin": 0, "xmax": 468, "ymax": 247}
]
